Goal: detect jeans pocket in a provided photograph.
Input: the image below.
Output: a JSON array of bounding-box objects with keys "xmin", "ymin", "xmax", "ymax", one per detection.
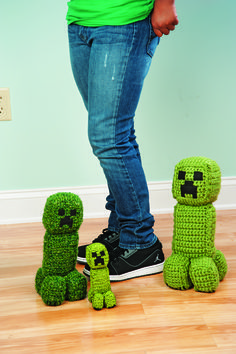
[{"xmin": 146, "ymin": 17, "xmax": 160, "ymax": 58}]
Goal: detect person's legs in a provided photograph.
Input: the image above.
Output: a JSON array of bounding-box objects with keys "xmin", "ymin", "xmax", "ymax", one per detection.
[
  {"xmin": 87, "ymin": 17, "xmax": 160, "ymax": 250},
  {"xmin": 68, "ymin": 18, "xmax": 164, "ymax": 280},
  {"xmin": 69, "ymin": 17, "xmax": 160, "ymax": 250}
]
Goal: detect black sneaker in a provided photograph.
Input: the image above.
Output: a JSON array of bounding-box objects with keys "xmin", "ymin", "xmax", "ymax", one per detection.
[
  {"xmin": 83, "ymin": 239, "xmax": 165, "ymax": 282},
  {"xmin": 77, "ymin": 228, "xmax": 120, "ymax": 264}
]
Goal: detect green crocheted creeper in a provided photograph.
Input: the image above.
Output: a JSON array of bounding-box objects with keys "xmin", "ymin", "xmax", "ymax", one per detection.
[
  {"xmin": 163, "ymin": 157, "xmax": 227, "ymax": 293},
  {"xmin": 35, "ymin": 192, "xmax": 87, "ymax": 306},
  {"xmin": 86, "ymin": 243, "xmax": 116, "ymax": 310}
]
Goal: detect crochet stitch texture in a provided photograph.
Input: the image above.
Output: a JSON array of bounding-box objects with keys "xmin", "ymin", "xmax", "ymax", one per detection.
[
  {"xmin": 163, "ymin": 156, "xmax": 227, "ymax": 293},
  {"xmin": 35, "ymin": 192, "xmax": 87, "ymax": 306},
  {"xmin": 86, "ymin": 243, "xmax": 116, "ymax": 310}
]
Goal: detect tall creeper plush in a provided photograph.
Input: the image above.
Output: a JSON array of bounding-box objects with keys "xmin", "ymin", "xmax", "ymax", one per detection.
[
  {"xmin": 86, "ymin": 243, "xmax": 116, "ymax": 310},
  {"xmin": 163, "ymin": 157, "xmax": 227, "ymax": 293},
  {"xmin": 35, "ymin": 192, "xmax": 87, "ymax": 306}
]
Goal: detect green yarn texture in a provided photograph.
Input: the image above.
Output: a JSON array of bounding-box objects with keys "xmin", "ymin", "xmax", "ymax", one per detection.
[
  {"xmin": 163, "ymin": 157, "xmax": 227, "ymax": 293},
  {"xmin": 35, "ymin": 192, "xmax": 87, "ymax": 306},
  {"xmin": 86, "ymin": 243, "xmax": 116, "ymax": 310}
]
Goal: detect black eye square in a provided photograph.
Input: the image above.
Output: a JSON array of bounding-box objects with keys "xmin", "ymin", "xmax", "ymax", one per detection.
[
  {"xmin": 70, "ymin": 209, "xmax": 76, "ymax": 216},
  {"xmin": 92, "ymin": 252, "xmax": 97, "ymax": 258},
  {"xmin": 58, "ymin": 208, "xmax": 65, "ymax": 216},
  {"xmin": 194, "ymin": 171, "xmax": 203, "ymax": 181},
  {"xmin": 100, "ymin": 250, "xmax": 105, "ymax": 257},
  {"xmin": 178, "ymin": 171, "xmax": 186, "ymax": 180}
]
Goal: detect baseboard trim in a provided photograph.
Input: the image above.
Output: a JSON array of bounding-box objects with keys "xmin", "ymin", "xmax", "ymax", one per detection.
[{"xmin": 0, "ymin": 177, "xmax": 235, "ymax": 225}]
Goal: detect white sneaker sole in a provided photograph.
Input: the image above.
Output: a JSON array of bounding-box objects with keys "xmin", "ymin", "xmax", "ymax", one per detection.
[
  {"xmin": 77, "ymin": 256, "xmax": 86, "ymax": 264},
  {"xmin": 83, "ymin": 261, "xmax": 164, "ymax": 282}
]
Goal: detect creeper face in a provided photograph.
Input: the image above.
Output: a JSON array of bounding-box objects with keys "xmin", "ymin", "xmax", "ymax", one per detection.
[
  {"xmin": 172, "ymin": 157, "xmax": 221, "ymax": 205},
  {"xmin": 42, "ymin": 192, "xmax": 83, "ymax": 234},
  {"xmin": 86, "ymin": 243, "xmax": 109, "ymax": 269}
]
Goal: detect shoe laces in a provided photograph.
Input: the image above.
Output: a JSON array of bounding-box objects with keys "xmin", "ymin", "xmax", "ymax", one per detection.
[
  {"xmin": 111, "ymin": 246, "xmax": 128, "ymax": 263},
  {"xmin": 93, "ymin": 228, "xmax": 117, "ymax": 243}
]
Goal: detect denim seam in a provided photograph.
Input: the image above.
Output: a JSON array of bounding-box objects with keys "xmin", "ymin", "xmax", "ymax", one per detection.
[{"xmin": 111, "ymin": 22, "xmax": 143, "ymax": 227}]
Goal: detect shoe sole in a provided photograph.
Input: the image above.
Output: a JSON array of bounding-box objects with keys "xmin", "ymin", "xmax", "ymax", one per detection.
[
  {"xmin": 77, "ymin": 256, "xmax": 86, "ymax": 264},
  {"xmin": 83, "ymin": 261, "xmax": 164, "ymax": 282}
]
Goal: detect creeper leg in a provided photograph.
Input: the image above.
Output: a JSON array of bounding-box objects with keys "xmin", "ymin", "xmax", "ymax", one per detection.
[
  {"xmin": 40, "ymin": 276, "xmax": 66, "ymax": 306},
  {"xmin": 190, "ymin": 256, "xmax": 219, "ymax": 293},
  {"xmin": 104, "ymin": 291, "xmax": 116, "ymax": 309},
  {"xmin": 65, "ymin": 269, "xmax": 87, "ymax": 301},
  {"xmin": 92, "ymin": 293, "xmax": 104, "ymax": 310},
  {"xmin": 163, "ymin": 253, "xmax": 192, "ymax": 290}
]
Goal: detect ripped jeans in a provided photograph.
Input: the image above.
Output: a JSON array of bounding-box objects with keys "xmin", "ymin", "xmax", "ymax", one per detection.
[{"xmin": 68, "ymin": 16, "xmax": 160, "ymax": 249}]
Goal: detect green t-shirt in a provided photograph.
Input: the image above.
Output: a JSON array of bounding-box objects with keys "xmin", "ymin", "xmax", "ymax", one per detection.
[{"xmin": 66, "ymin": 0, "xmax": 155, "ymax": 27}]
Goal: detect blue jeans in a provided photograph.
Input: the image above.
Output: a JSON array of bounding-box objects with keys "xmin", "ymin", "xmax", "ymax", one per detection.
[{"xmin": 68, "ymin": 16, "xmax": 160, "ymax": 249}]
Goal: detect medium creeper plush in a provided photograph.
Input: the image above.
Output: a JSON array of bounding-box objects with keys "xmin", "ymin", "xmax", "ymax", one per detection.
[
  {"xmin": 163, "ymin": 157, "xmax": 227, "ymax": 293},
  {"xmin": 35, "ymin": 192, "xmax": 87, "ymax": 306},
  {"xmin": 86, "ymin": 243, "xmax": 116, "ymax": 310}
]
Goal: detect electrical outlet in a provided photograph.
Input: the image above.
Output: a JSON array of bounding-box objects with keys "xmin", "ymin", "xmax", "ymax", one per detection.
[{"xmin": 0, "ymin": 88, "xmax": 12, "ymax": 121}]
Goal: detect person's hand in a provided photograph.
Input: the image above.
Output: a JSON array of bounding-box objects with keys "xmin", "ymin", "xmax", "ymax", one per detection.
[{"xmin": 151, "ymin": 0, "xmax": 179, "ymax": 37}]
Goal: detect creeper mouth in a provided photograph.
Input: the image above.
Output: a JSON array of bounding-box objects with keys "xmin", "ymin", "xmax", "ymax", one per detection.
[
  {"xmin": 60, "ymin": 216, "xmax": 73, "ymax": 228},
  {"xmin": 95, "ymin": 256, "xmax": 105, "ymax": 266},
  {"xmin": 181, "ymin": 180, "xmax": 197, "ymax": 199}
]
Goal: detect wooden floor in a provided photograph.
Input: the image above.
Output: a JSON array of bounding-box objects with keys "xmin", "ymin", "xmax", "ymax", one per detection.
[{"xmin": 0, "ymin": 210, "xmax": 236, "ymax": 354}]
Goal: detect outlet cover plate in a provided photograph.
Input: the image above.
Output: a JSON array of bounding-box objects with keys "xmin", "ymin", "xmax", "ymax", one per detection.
[{"xmin": 0, "ymin": 88, "xmax": 12, "ymax": 121}]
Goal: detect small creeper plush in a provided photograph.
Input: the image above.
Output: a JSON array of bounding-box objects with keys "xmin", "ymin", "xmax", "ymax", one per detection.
[
  {"xmin": 163, "ymin": 157, "xmax": 227, "ymax": 293},
  {"xmin": 86, "ymin": 243, "xmax": 116, "ymax": 310},
  {"xmin": 35, "ymin": 192, "xmax": 87, "ymax": 306}
]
